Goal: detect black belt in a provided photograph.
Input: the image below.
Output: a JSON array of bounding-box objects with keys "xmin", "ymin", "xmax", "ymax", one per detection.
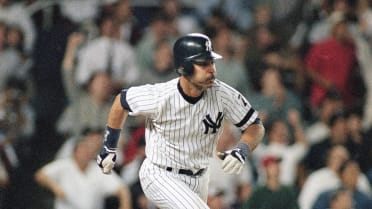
[{"xmin": 166, "ymin": 167, "xmax": 205, "ymax": 177}]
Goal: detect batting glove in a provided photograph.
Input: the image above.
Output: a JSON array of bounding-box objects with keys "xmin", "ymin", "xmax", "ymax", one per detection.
[
  {"xmin": 217, "ymin": 142, "xmax": 250, "ymax": 175},
  {"xmin": 97, "ymin": 126, "xmax": 121, "ymax": 174},
  {"xmin": 97, "ymin": 146, "xmax": 117, "ymax": 174}
]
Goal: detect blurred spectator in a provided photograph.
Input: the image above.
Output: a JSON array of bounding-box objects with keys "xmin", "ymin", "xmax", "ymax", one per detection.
[
  {"xmin": 58, "ymin": 0, "xmax": 101, "ymax": 25},
  {"xmin": 208, "ymin": 123, "xmax": 253, "ymax": 209},
  {"xmin": 0, "ymin": 75, "xmax": 35, "ymax": 208},
  {"xmin": 34, "ymin": 131, "xmax": 132, "ymax": 209},
  {"xmin": 0, "ymin": 21, "xmax": 22, "ymax": 89},
  {"xmin": 0, "ymin": 76, "xmax": 35, "ymax": 168},
  {"xmin": 121, "ymin": 133, "xmax": 145, "ymax": 187},
  {"xmin": 250, "ymin": 68, "xmax": 303, "ymax": 125},
  {"xmin": 262, "ymin": 45, "xmax": 306, "ymax": 94},
  {"xmin": 5, "ymin": 24, "xmax": 33, "ymax": 80},
  {"xmin": 308, "ymin": 0, "xmax": 353, "ymax": 46},
  {"xmin": 111, "ymin": 0, "xmax": 142, "ymax": 45},
  {"xmin": 57, "ymin": 0, "xmax": 112, "ymax": 40},
  {"xmin": 327, "ymin": 188, "xmax": 354, "ymax": 209},
  {"xmin": 55, "ymin": 127, "xmax": 103, "ymax": 160},
  {"xmin": 194, "ymin": 0, "xmax": 254, "ymax": 32},
  {"xmin": 304, "ymin": 111, "xmax": 347, "ymax": 172},
  {"xmin": 356, "ymin": 0, "xmax": 372, "ymax": 45},
  {"xmin": 242, "ymin": 155, "xmax": 299, "ymax": 209},
  {"xmin": 136, "ymin": 38, "xmax": 177, "ymax": 85},
  {"xmin": 207, "ymin": 190, "xmax": 226, "ymax": 209},
  {"xmin": 289, "ymin": 0, "xmax": 331, "ymax": 55},
  {"xmin": 344, "ymin": 109, "xmax": 372, "ymax": 184},
  {"xmin": 298, "ymin": 145, "xmax": 371, "ymax": 209},
  {"xmin": 57, "ymin": 71, "xmax": 114, "ymax": 138},
  {"xmin": 366, "ymin": 129, "xmax": 372, "ymax": 185},
  {"xmin": 312, "ymin": 160, "xmax": 372, "ymax": 209},
  {"xmin": 135, "ymin": 13, "xmax": 175, "ymax": 73},
  {"xmin": 210, "ymin": 25, "xmax": 254, "ymax": 98},
  {"xmin": 350, "ymin": 1, "xmax": 372, "ymax": 131},
  {"xmin": 253, "ymin": 110, "xmax": 307, "ymax": 186},
  {"xmin": 160, "ymin": 0, "xmax": 200, "ymax": 36},
  {"xmin": 304, "ymin": 11, "xmax": 357, "ymax": 109},
  {"xmin": 0, "ymin": 157, "xmax": 7, "ymax": 209},
  {"xmin": 244, "ymin": 5, "xmax": 281, "ymax": 88},
  {"xmin": 75, "ymin": 14, "xmax": 139, "ymax": 90},
  {"xmin": 305, "ymin": 91, "xmax": 344, "ymax": 145},
  {"xmin": 120, "ymin": 132, "xmax": 149, "ymax": 209},
  {"xmin": 0, "ymin": 0, "xmax": 36, "ymax": 54},
  {"xmin": 254, "ymin": 0, "xmax": 304, "ymax": 31},
  {"xmin": 57, "ymin": 31, "xmax": 115, "ymax": 138}
]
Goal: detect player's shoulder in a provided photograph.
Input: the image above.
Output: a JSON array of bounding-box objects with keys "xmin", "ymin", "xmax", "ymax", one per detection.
[
  {"xmin": 128, "ymin": 78, "xmax": 178, "ymax": 97},
  {"xmin": 146, "ymin": 77, "xmax": 178, "ymax": 93}
]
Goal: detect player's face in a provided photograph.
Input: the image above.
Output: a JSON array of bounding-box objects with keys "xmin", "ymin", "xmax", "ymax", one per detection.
[{"xmin": 190, "ymin": 60, "xmax": 216, "ymax": 89}]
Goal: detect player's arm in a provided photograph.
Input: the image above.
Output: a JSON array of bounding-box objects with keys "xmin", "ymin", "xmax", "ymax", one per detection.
[
  {"xmin": 219, "ymin": 118, "xmax": 265, "ymax": 175},
  {"xmin": 97, "ymin": 94, "xmax": 129, "ymax": 174},
  {"xmin": 239, "ymin": 118, "xmax": 265, "ymax": 151},
  {"xmin": 108, "ymin": 94, "xmax": 129, "ymax": 129}
]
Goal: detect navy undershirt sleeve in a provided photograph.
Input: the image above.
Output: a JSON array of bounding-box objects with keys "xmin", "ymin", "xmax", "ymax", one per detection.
[{"xmin": 120, "ymin": 89, "xmax": 132, "ymax": 112}]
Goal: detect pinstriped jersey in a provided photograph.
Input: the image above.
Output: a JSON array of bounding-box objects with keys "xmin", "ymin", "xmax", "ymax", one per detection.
[{"xmin": 121, "ymin": 78, "xmax": 258, "ymax": 170}]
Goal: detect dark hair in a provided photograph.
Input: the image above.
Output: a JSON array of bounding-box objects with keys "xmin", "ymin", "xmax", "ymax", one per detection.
[
  {"xmin": 5, "ymin": 76, "xmax": 27, "ymax": 93},
  {"xmin": 328, "ymin": 110, "xmax": 345, "ymax": 127},
  {"xmin": 337, "ymin": 159, "xmax": 359, "ymax": 176}
]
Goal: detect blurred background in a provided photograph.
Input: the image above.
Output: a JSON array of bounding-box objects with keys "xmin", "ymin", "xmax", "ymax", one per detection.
[{"xmin": 0, "ymin": 0, "xmax": 372, "ymax": 209}]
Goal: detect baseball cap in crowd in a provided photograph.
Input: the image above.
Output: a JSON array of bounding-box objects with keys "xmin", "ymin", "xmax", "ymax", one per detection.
[{"xmin": 261, "ymin": 155, "xmax": 282, "ymax": 168}]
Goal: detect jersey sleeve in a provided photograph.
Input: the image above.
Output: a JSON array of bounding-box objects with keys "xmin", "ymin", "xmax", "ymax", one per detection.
[
  {"xmin": 120, "ymin": 84, "xmax": 158, "ymax": 117},
  {"xmin": 220, "ymin": 85, "xmax": 258, "ymax": 131}
]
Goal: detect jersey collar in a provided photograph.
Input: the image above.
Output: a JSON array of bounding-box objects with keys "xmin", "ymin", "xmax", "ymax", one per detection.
[{"xmin": 177, "ymin": 81, "xmax": 204, "ymax": 104}]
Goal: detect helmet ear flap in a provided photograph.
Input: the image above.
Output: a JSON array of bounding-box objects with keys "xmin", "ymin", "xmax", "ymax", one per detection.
[
  {"xmin": 183, "ymin": 60, "xmax": 194, "ymax": 75},
  {"xmin": 177, "ymin": 59, "xmax": 194, "ymax": 76}
]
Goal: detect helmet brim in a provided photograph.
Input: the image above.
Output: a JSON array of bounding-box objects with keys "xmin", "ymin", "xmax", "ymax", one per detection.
[{"xmin": 192, "ymin": 51, "xmax": 223, "ymax": 62}]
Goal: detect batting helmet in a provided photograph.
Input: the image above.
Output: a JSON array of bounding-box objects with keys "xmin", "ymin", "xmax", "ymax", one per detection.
[{"xmin": 173, "ymin": 33, "xmax": 222, "ymax": 75}]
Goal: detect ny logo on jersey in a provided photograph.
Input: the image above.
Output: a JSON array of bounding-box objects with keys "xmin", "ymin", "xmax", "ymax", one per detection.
[
  {"xmin": 202, "ymin": 112, "xmax": 224, "ymax": 134},
  {"xmin": 205, "ymin": 40, "xmax": 212, "ymax": 52}
]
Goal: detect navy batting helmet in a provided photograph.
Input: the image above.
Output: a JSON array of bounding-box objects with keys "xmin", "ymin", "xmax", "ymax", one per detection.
[{"xmin": 173, "ymin": 33, "xmax": 222, "ymax": 75}]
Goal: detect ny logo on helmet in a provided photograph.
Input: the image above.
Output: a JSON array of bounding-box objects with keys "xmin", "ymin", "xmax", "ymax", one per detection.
[
  {"xmin": 202, "ymin": 112, "xmax": 223, "ymax": 134},
  {"xmin": 205, "ymin": 40, "xmax": 212, "ymax": 52}
]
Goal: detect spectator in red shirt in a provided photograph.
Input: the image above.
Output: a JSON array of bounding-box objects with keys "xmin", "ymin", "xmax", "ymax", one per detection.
[{"xmin": 305, "ymin": 12, "xmax": 356, "ymax": 109}]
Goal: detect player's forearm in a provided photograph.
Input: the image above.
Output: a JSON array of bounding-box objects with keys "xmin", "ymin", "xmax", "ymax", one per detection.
[
  {"xmin": 108, "ymin": 94, "xmax": 128, "ymax": 129},
  {"xmin": 239, "ymin": 123, "xmax": 265, "ymax": 151}
]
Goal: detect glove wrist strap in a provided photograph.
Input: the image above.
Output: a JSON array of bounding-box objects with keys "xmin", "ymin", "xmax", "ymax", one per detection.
[
  {"xmin": 104, "ymin": 125, "xmax": 121, "ymax": 149},
  {"xmin": 237, "ymin": 142, "xmax": 250, "ymax": 159}
]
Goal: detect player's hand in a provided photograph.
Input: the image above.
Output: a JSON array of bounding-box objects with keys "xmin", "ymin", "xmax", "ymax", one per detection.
[
  {"xmin": 217, "ymin": 148, "xmax": 246, "ymax": 175},
  {"xmin": 97, "ymin": 146, "xmax": 117, "ymax": 174}
]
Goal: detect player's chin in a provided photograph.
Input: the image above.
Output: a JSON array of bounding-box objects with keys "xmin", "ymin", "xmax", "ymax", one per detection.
[{"xmin": 204, "ymin": 78, "xmax": 215, "ymax": 87}]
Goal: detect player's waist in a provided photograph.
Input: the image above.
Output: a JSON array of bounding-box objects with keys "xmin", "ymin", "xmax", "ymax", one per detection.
[{"xmin": 153, "ymin": 163, "xmax": 207, "ymax": 177}]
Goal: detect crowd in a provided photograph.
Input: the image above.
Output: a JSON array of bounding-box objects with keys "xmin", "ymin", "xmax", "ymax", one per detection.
[{"xmin": 0, "ymin": 0, "xmax": 372, "ymax": 209}]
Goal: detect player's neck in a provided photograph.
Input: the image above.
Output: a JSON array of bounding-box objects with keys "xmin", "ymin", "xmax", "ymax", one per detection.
[{"xmin": 179, "ymin": 76, "xmax": 204, "ymax": 97}]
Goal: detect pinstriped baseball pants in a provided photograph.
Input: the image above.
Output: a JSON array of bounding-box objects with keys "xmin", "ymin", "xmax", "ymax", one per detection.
[{"xmin": 139, "ymin": 158, "xmax": 210, "ymax": 209}]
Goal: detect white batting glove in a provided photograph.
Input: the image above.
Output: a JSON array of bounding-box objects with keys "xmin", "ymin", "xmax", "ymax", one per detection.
[
  {"xmin": 218, "ymin": 149, "xmax": 245, "ymax": 174},
  {"xmin": 217, "ymin": 142, "xmax": 250, "ymax": 175},
  {"xmin": 97, "ymin": 146, "xmax": 117, "ymax": 174}
]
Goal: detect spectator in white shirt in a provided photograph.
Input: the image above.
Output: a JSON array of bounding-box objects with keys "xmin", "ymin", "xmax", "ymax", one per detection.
[{"xmin": 34, "ymin": 130, "xmax": 132, "ymax": 209}]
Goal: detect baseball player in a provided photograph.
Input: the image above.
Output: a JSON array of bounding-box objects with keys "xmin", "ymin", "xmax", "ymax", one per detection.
[{"xmin": 97, "ymin": 33, "xmax": 265, "ymax": 208}]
